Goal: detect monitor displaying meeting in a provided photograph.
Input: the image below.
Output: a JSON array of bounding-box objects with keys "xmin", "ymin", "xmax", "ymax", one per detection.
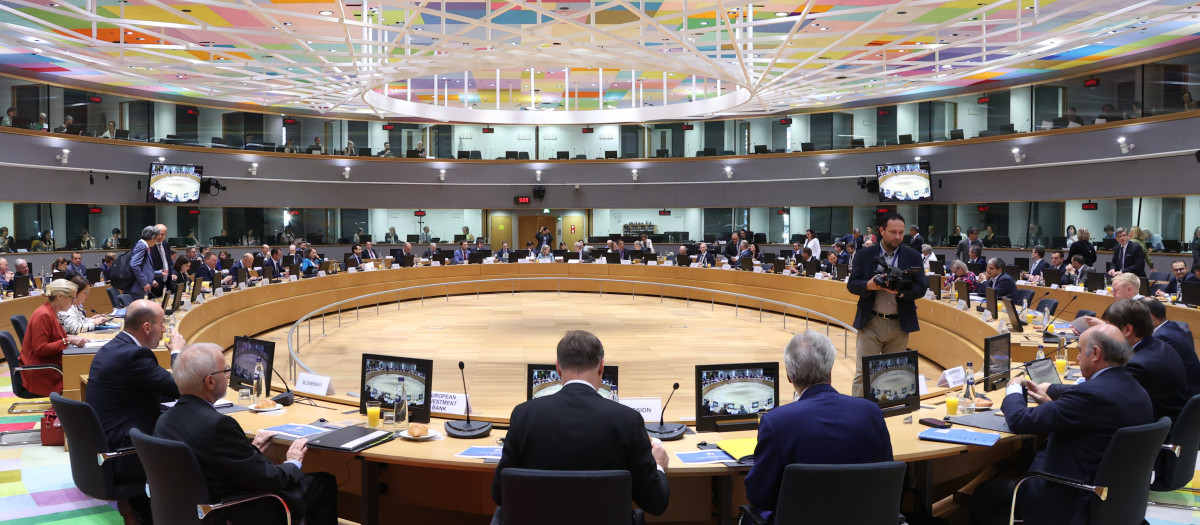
[
  {"xmin": 861, "ymin": 350, "xmax": 920, "ymax": 414},
  {"xmin": 147, "ymin": 163, "xmax": 202, "ymax": 204},
  {"xmin": 230, "ymin": 336, "xmax": 275, "ymax": 393},
  {"xmin": 360, "ymin": 354, "xmax": 433, "ymax": 423},
  {"xmin": 876, "ymin": 161, "xmax": 932, "ymax": 202},
  {"xmin": 526, "ymin": 364, "xmax": 618, "ymax": 400},
  {"xmin": 696, "ymin": 363, "xmax": 779, "ymax": 424}
]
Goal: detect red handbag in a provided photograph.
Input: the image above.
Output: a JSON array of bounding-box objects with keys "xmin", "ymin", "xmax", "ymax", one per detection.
[{"xmin": 41, "ymin": 409, "xmax": 64, "ymax": 446}]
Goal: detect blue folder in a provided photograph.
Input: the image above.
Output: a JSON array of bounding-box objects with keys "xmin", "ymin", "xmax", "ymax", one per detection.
[{"xmin": 918, "ymin": 427, "xmax": 1000, "ymax": 447}]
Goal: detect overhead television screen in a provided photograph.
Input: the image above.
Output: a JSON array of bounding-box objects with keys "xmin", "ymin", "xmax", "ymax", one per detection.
[
  {"xmin": 876, "ymin": 161, "xmax": 932, "ymax": 203},
  {"xmin": 147, "ymin": 163, "xmax": 202, "ymax": 204}
]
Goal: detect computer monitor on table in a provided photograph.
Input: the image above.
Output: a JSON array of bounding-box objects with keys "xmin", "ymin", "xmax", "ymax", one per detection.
[
  {"xmin": 985, "ymin": 287, "xmax": 999, "ymax": 320},
  {"xmin": 526, "ymin": 364, "xmax": 618, "ymax": 401},
  {"xmin": 360, "ymin": 354, "xmax": 432, "ymax": 423},
  {"xmin": 230, "ymin": 336, "xmax": 275, "ymax": 394},
  {"xmin": 983, "ymin": 333, "xmax": 1012, "ymax": 391},
  {"xmin": 1042, "ymin": 268, "xmax": 1062, "ymax": 287},
  {"xmin": 954, "ymin": 279, "xmax": 972, "ymax": 308},
  {"xmin": 1085, "ymin": 272, "xmax": 1106, "ymax": 293},
  {"xmin": 860, "ymin": 350, "xmax": 920, "ymax": 417},
  {"xmin": 1000, "ymin": 296, "xmax": 1026, "ymax": 333},
  {"xmin": 929, "ymin": 260, "xmax": 945, "ymax": 275},
  {"xmin": 695, "ymin": 362, "xmax": 779, "ymax": 432}
]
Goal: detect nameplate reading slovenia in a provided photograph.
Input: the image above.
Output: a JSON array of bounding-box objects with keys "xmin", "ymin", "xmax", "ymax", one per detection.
[{"xmin": 295, "ymin": 372, "xmax": 336, "ymax": 396}]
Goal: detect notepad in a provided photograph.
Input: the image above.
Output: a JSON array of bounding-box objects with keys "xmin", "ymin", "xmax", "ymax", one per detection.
[
  {"xmin": 455, "ymin": 446, "xmax": 503, "ymax": 459},
  {"xmin": 676, "ymin": 450, "xmax": 735, "ymax": 464},
  {"xmin": 918, "ymin": 427, "xmax": 1000, "ymax": 447},
  {"xmin": 716, "ymin": 438, "xmax": 757, "ymax": 462},
  {"xmin": 262, "ymin": 424, "xmax": 330, "ymax": 439}
]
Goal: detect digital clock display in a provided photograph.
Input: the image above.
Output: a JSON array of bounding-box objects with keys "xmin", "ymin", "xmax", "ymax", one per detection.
[{"xmin": 514, "ymin": 196, "xmax": 532, "ymax": 204}]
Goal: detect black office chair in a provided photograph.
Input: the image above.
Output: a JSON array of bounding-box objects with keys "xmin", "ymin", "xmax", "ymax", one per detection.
[
  {"xmin": 1075, "ymin": 309, "xmax": 1097, "ymax": 319},
  {"xmin": 1035, "ymin": 298, "xmax": 1059, "ymax": 317},
  {"xmin": 117, "ymin": 294, "xmax": 134, "ymax": 308},
  {"xmin": 799, "ymin": 142, "xmax": 815, "ymax": 152},
  {"xmin": 130, "ymin": 429, "xmax": 291, "ymax": 525},
  {"xmin": 0, "ymin": 331, "xmax": 58, "ymax": 421},
  {"xmin": 1150, "ymin": 395, "xmax": 1200, "ymax": 510},
  {"xmin": 739, "ymin": 461, "xmax": 906, "ymax": 525},
  {"xmin": 1148, "ymin": 271, "xmax": 1170, "ymax": 282},
  {"xmin": 1013, "ymin": 289, "xmax": 1035, "ymax": 309},
  {"xmin": 49, "ymin": 393, "xmax": 143, "ymax": 507},
  {"xmin": 517, "ymin": 152, "xmax": 530, "ymax": 160},
  {"xmin": 1008, "ymin": 417, "xmax": 1170, "ymax": 525},
  {"xmin": 106, "ymin": 287, "xmax": 122, "ymax": 310},
  {"xmin": 495, "ymin": 468, "xmax": 644, "ymax": 525},
  {"xmin": 470, "ymin": 150, "xmax": 482, "ymax": 159},
  {"xmin": 10, "ymin": 314, "xmax": 28, "ymax": 344}
]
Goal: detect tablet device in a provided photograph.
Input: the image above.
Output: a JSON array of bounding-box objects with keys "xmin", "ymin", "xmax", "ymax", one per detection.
[{"xmin": 1025, "ymin": 358, "xmax": 1062, "ymax": 385}]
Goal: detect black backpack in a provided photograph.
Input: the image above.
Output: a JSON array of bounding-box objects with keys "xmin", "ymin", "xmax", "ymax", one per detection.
[{"xmin": 108, "ymin": 249, "xmax": 135, "ymax": 291}]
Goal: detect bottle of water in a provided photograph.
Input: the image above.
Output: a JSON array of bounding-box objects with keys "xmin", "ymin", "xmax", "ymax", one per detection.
[
  {"xmin": 960, "ymin": 363, "xmax": 977, "ymax": 415},
  {"xmin": 252, "ymin": 357, "xmax": 266, "ymax": 403},
  {"xmin": 1021, "ymin": 297, "xmax": 1029, "ymax": 314},
  {"xmin": 1043, "ymin": 305, "xmax": 1052, "ymax": 327},
  {"xmin": 40, "ymin": 264, "xmax": 49, "ymax": 291},
  {"xmin": 395, "ymin": 377, "xmax": 409, "ymax": 432},
  {"xmin": 1035, "ymin": 344, "xmax": 1045, "ymax": 360}
]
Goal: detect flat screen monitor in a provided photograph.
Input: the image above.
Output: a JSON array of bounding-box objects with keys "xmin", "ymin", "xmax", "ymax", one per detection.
[
  {"xmin": 604, "ymin": 253, "xmax": 621, "ymax": 264},
  {"xmin": 985, "ymin": 286, "xmax": 999, "ymax": 320},
  {"xmin": 983, "ymin": 333, "xmax": 1012, "ymax": 391},
  {"xmin": 1085, "ymin": 272, "xmax": 1106, "ymax": 293},
  {"xmin": 1181, "ymin": 280, "xmax": 1200, "ymax": 306},
  {"xmin": 526, "ymin": 364, "xmax": 618, "ymax": 401},
  {"xmin": 147, "ymin": 163, "xmax": 202, "ymax": 204},
  {"xmin": 1000, "ymin": 296, "xmax": 1025, "ymax": 333},
  {"xmin": 860, "ymin": 350, "xmax": 920, "ymax": 417},
  {"xmin": 876, "ymin": 161, "xmax": 932, "ymax": 203},
  {"xmin": 695, "ymin": 362, "xmax": 779, "ymax": 432},
  {"xmin": 11, "ymin": 276, "xmax": 29, "ymax": 297},
  {"xmin": 360, "ymin": 354, "xmax": 432, "ymax": 423},
  {"xmin": 190, "ymin": 275, "xmax": 204, "ymax": 303},
  {"xmin": 86, "ymin": 267, "xmax": 102, "ymax": 284},
  {"xmin": 927, "ymin": 275, "xmax": 941, "ymax": 300},
  {"xmin": 230, "ymin": 336, "xmax": 275, "ymax": 394},
  {"xmin": 802, "ymin": 259, "xmax": 820, "ymax": 277},
  {"xmin": 1025, "ymin": 357, "xmax": 1062, "ymax": 385},
  {"xmin": 1042, "ymin": 268, "xmax": 1062, "ymax": 287},
  {"xmin": 929, "ymin": 260, "xmax": 945, "ymax": 275},
  {"xmin": 954, "ymin": 279, "xmax": 972, "ymax": 308}
]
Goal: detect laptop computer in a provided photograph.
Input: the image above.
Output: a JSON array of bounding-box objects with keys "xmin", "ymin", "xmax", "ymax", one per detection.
[
  {"xmin": 983, "ymin": 333, "xmax": 1012, "ymax": 391},
  {"xmin": 1041, "ymin": 268, "xmax": 1062, "ymax": 287},
  {"xmin": 967, "ymin": 263, "xmax": 985, "ymax": 275}
]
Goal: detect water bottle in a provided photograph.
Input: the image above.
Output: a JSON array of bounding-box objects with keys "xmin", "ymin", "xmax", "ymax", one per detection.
[
  {"xmin": 1021, "ymin": 297, "xmax": 1029, "ymax": 314},
  {"xmin": 1035, "ymin": 344, "xmax": 1045, "ymax": 360},
  {"xmin": 252, "ymin": 357, "xmax": 265, "ymax": 403},
  {"xmin": 1043, "ymin": 305, "xmax": 1051, "ymax": 327},
  {"xmin": 960, "ymin": 377, "xmax": 977, "ymax": 415},
  {"xmin": 395, "ymin": 377, "xmax": 409, "ymax": 432}
]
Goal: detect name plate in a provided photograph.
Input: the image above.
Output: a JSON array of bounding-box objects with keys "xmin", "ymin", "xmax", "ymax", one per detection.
[
  {"xmin": 289, "ymin": 275, "xmax": 298, "ymax": 282},
  {"xmin": 620, "ymin": 259, "xmax": 631, "ymax": 265},
  {"xmin": 647, "ymin": 260, "xmax": 658, "ymax": 266},
  {"xmin": 238, "ymin": 282, "xmax": 248, "ymax": 291},
  {"xmin": 348, "ymin": 267, "xmax": 357, "ymax": 273},
  {"xmin": 567, "ymin": 259, "xmax": 580, "ymax": 264},
  {"xmin": 618, "ymin": 397, "xmax": 663, "ymax": 423},
  {"xmin": 317, "ymin": 270, "xmax": 327, "ymax": 277},
  {"xmin": 431, "ymin": 261, "xmax": 441, "ymax": 266},
  {"xmin": 936, "ymin": 366, "xmax": 966, "ymax": 388},
  {"xmin": 430, "ymin": 391, "xmax": 469, "ymax": 415},
  {"xmin": 295, "ymin": 372, "xmax": 335, "ymax": 396},
  {"xmin": 1063, "ymin": 285, "xmax": 1085, "ymax": 292},
  {"xmin": 690, "ymin": 263, "xmax": 700, "ymax": 268},
  {"xmin": 484, "ymin": 258, "xmax": 494, "ymax": 264},
  {"xmin": 752, "ymin": 266, "xmax": 763, "ymax": 273}
]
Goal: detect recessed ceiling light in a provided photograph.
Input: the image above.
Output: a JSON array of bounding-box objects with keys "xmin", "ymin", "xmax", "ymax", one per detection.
[
  {"xmin": 47, "ymin": 2, "xmax": 57, "ymax": 6},
  {"xmin": 699, "ymin": 21, "xmax": 708, "ymax": 25},
  {"xmin": 283, "ymin": 22, "xmax": 292, "ymax": 26},
  {"xmin": 821, "ymin": 27, "xmax": 829, "ymax": 30},
  {"xmin": 271, "ymin": 26, "xmax": 278, "ymax": 29},
  {"xmin": 136, "ymin": 37, "xmax": 144, "ymax": 40},
  {"xmin": 775, "ymin": 12, "xmax": 788, "ymax": 17},
  {"xmin": 319, "ymin": 10, "xmax": 333, "ymax": 15}
]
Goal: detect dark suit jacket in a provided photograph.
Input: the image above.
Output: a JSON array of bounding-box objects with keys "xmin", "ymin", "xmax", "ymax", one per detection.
[
  {"xmin": 1004, "ymin": 367, "xmax": 1153, "ymax": 525},
  {"xmin": 1028, "ymin": 258, "xmax": 1046, "ymax": 277},
  {"xmin": 127, "ymin": 240, "xmax": 156, "ymax": 293},
  {"xmin": 1069, "ymin": 240, "xmax": 1098, "ymax": 267},
  {"xmin": 693, "ymin": 252, "xmax": 715, "ymax": 266},
  {"xmin": 1125, "ymin": 338, "xmax": 1187, "ymax": 421},
  {"xmin": 422, "ymin": 249, "xmax": 438, "ymax": 259},
  {"xmin": 820, "ymin": 260, "xmax": 836, "ymax": 274},
  {"xmin": 266, "ymin": 257, "xmax": 284, "ymax": 277},
  {"xmin": 1165, "ymin": 274, "xmax": 1195, "ymax": 295},
  {"xmin": 724, "ymin": 241, "xmax": 741, "ymax": 259},
  {"xmin": 835, "ymin": 250, "xmax": 849, "ymax": 265},
  {"xmin": 66, "ymin": 263, "xmax": 88, "ymax": 279},
  {"xmin": 195, "ymin": 263, "xmax": 220, "ymax": 285},
  {"xmin": 492, "ymin": 383, "xmax": 669, "ymax": 515},
  {"xmin": 86, "ymin": 332, "xmax": 178, "ymax": 479},
  {"xmin": 155, "ymin": 395, "xmax": 310, "ymax": 516},
  {"xmin": 956, "ymin": 238, "xmax": 982, "ymax": 262},
  {"xmin": 1154, "ymin": 320, "xmax": 1200, "ymax": 398},
  {"xmin": 984, "ymin": 272, "xmax": 1017, "ymax": 300},
  {"xmin": 909, "ymin": 234, "xmax": 923, "ymax": 251},
  {"xmin": 968, "ymin": 257, "xmax": 987, "ymax": 266},
  {"xmin": 847, "ymin": 244, "xmax": 927, "ymax": 332},
  {"xmin": 744, "ymin": 384, "xmax": 892, "ymax": 512},
  {"xmin": 1112, "ymin": 241, "xmax": 1147, "ymax": 277}
]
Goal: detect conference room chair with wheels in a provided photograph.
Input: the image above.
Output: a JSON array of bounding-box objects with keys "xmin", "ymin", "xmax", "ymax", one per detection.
[
  {"xmin": 0, "ymin": 331, "xmax": 59, "ymax": 419},
  {"xmin": 117, "ymin": 294, "xmax": 134, "ymax": 308},
  {"xmin": 1007, "ymin": 417, "xmax": 1171, "ymax": 525},
  {"xmin": 1149, "ymin": 395, "xmax": 1200, "ymax": 510},
  {"xmin": 737, "ymin": 461, "xmax": 907, "ymax": 525},
  {"xmin": 493, "ymin": 469, "xmax": 644, "ymax": 525},
  {"xmin": 10, "ymin": 314, "xmax": 28, "ymax": 344},
  {"xmin": 1075, "ymin": 309, "xmax": 1097, "ymax": 319},
  {"xmin": 129, "ymin": 429, "xmax": 291, "ymax": 525},
  {"xmin": 49, "ymin": 393, "xmax": 144, "ymax": 517},
  {"xmin": 1035, "ymin": 298, "xmax": 1059, "ymax": 317}
]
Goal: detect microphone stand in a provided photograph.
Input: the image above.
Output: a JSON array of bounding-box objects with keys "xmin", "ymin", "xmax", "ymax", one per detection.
[
  {"xmin": 645, "ymin": 383, "xmax": 687, "ymax": 440},
  {"xmin": 270, "ymin": 367, "xmax": 295, "ymax": 406},
  {"xmin": 445, "ymin": 361, "xmax": 492, "ymax": 438}
]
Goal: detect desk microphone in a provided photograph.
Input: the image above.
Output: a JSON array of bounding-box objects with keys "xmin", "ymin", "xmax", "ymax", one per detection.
[
  {"xmin": 1024, "ymin": 290, "xmax": 1052, "ymax": 315},
  {"xmin": 646, "ymin": 383, "xmax": 687, "ymax": 440},
  {"xmin": 444, "ymin": 361, "xmax": 492, "ymax": 439},
  {"xmin": 270, "ymin": 367, "xmax": 295, "ymax": 406}
]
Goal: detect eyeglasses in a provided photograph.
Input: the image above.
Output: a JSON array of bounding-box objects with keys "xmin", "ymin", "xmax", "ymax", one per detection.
[{"xmin": 206, "ymin": 367, "xmax": 232, "ymax": 378}]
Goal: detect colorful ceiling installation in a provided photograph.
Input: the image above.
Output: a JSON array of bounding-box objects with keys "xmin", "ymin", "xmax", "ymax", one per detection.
[{"xmin": 0, "ymin": 0, "xmax": 1198, "ymax": 123}]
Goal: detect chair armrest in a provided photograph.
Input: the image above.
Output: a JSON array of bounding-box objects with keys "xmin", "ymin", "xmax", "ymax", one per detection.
[
  {"xmin": 198, "ymin": 492, "xmax": 290, "ymax": 523},
  {"xmin": 15, "ymin": 364, "xmax": 63, "ymax": 377},
  {"xmin": 737, "ymin": 504, "xmax": 769, "ymax": 525},
  {"xmin": 96, "ymin": 447, "xmax": 136, "ymax": 466},
  {"xmin": 1162, "ymin": 443, "xmax": 1182, "ymax": 457},
  {"xmin": 1010, "ymin": 470, "xmax": 1107, "ymax": 524},
  {"xmin": 632, "ymin": 509, "xmax": 644, "ymax": 525}
]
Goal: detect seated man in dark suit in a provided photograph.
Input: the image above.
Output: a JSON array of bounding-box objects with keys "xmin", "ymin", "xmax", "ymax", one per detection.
[
  {"xmin": 66, "ymin": 252, "xmax": 88, "ymax": 279},
  {"xmin": 1063, "ymin": 254, "xmax": 1094, "ymax": 286},
  {"xmin": 1156, "ymin": 260, "xmax": 1193, "ymax": 298},
  {"xmin": 981, "ymin": 257, "xmax": 1016, "ymax": 300},
  {"xmin": 973, "ymin": 324, "xmax": 1152, "ymax": 525},
  {"xmin": 833, "ymin": 242, "xmax": 849, "ymax": 264},
  {"xmin": 574, "ymin": 241, "xmax": 594, "ymax": 263},
  {"xmin": 346, "ymin": 244, "xmax": 365, "ymax": 270},
  {"xmin": 494, "ymin": 241, "xmax": 512, "ymax": 259},
  {"xmin": 492, "ymin": 331, "xmax": 670, "ymax": 519},
  {"xmin": 730, "ymin": 240, "xmax": 751, "ymax": 268},
  {"xmin": 470, "ymin": 238, "xmax": 486, "ymax": 253},
  {"xmin": 615, "ymin": 239, "xmax": 631, "ymax": 260},
  {"xmin": 1141, "ymin": 297, "xmax": 1200, "ymax": 398},
  {"xmin": 1108, "ymin": 227, "xmax": 1147, "ymax": 277},
  {"xmin": 86, "ymin": 299, "xmax": 184, "ymax": 522},
  {"xmin": 967, "ymin": 245, "xmax": 987, "ymax": 267},
  {"xmin": 744, "ymin": 331, "xmax": 891, "ymax": 518},
  {"xmin": 228, "ymin": 253, "xmax": 256, "ymax": 285},
  {"xmin": 155, "ymin": 343, "xmax": 337, "ymax": 525},
  {"xmin": 693, "ymin": 243, "xmax": 715, "ymax": 267},
  {"xmin": 422, "ymin": 242, "xmax": 439, "ymax": 260},
  {"xmin": 195, "ymin": 252, "xmax": 223, "ymax": 287},
  {"xmin": 1022, "ymin": 245, "xmax": 1047, "ymax": 281},
  {"xmin": 820, "ymin": 251, "xmax": 838, "ymax": 274}
]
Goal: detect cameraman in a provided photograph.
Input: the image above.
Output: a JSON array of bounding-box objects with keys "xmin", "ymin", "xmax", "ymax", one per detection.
[{"xmin": 847, "ymin": 212, "xmax": 928, "ymax": 396}]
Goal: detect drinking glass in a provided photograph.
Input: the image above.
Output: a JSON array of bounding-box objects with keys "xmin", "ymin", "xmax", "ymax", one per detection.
[
  {"xmin": 238, "ymin": 388, "xmax": 252, "ymax": 407},
  {"xmin": 366, "ymin": 401, "xmax": 381, "ymax": 428},
  {"xmin": 382, "ymin": 411, "xmax": 396, "ymax": 434}
]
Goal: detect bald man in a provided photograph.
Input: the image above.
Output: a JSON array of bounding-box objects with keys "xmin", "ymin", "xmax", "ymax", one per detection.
[
  {"xmin": 155, "ymin": 344, "xmax": 337, "ymax": 525},
  {"xmin": 86, "ymin": 299, "xmax": 184, "ymax": 522}
]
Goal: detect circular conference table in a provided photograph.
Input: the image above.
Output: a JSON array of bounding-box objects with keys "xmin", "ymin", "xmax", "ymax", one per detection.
[{"xmin": 58, "ymin": 264, "xmax": 1200, "ymax": 524}]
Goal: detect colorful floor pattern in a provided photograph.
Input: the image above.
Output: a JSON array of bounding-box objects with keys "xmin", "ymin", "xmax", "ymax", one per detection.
[{"xmin": 0, "ymin": 364, "xmax": 1197, "ymax": 524}]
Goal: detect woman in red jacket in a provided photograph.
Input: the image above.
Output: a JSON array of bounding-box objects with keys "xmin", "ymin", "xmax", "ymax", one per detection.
[{"xmin": 19, "ymin": 279, "xmax": 89, "ymax": 396}]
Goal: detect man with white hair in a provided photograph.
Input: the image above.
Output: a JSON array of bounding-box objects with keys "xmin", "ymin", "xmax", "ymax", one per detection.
[
  {"xmin": 155, "ymin": 343, "xmax": 337, "ymax": 525},
  {"xmin": 1110, "ymin": 271, "xmax": 1143, "ymax": 301},
  {"xmin": 126, "ymin": 226, "xmax": 159, "ymax": 298},
  {"xmin": 743, "ymin": 331, "xmax": 893, "ymax": 516}
]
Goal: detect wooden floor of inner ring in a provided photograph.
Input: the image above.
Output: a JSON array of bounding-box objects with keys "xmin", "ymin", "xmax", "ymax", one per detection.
[{"xmin": 253, "ymin": 292, "xmax": 943, "ymax": 422}]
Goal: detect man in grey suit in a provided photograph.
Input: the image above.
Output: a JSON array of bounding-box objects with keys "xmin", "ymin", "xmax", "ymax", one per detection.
[
  {"xmin": 126, "ymin": 226, "xmax": 159, "ymax": 299},
  {"xmin": 1063, "ymin": 254, "xmax": 1094, "ymax": 286},
  {"xmin": 956, "ymin": 227, "xmax": 983, "ymax": 262}
]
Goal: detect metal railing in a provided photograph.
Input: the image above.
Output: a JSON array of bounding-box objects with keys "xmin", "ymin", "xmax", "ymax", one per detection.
[{"xmin": 284, "ymin": 276, "xmax": 858, "ymax": 380}]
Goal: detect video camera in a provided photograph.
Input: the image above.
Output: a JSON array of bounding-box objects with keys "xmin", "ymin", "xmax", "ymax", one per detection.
[{"xmin": 872, "ymin": 255, "xmax": 924, "ymax": 296}]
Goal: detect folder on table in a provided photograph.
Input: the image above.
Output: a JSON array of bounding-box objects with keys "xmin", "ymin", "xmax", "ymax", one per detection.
[
  {"xmin": 918, "ymin": 427, "xmax": 1000, "ymax": 447},
  {"xmin": 716, "ymin": 438, "xmax": 757, "ymax": 463},
  {"xmin": 306, "ymin": 425, "xmax": 394, "ymax": 452}
]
